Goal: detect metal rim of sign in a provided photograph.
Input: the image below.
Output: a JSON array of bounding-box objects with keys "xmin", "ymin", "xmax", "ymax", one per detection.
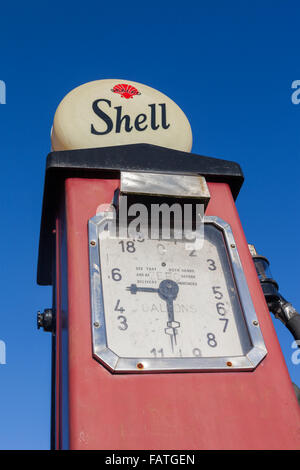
[{"xmin": 88, "ymin": 213, "xmax": 267, "ymax": 373}]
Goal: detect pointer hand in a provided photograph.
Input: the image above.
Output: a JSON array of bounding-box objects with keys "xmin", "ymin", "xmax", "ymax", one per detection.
[
  {"xmin": 126, "ymin": 279, "xmax": 181, "ymax": 351},
  {"xmin": 158, "ymin": 280, "xmax": 180, "ymax": 350},
  {"xmin": 126, "ymin": 284, "xmax": 158, "ymax": 295}
]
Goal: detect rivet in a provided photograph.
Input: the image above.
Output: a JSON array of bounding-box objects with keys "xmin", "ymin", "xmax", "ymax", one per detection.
[
  {"xmin": 137, "ymin": 362, "xmax": 144, "ymax": 370},
  {"xmin": 253, "ymin": 320, "xmax": 259, "ymax": 326},
  {"xmin": 94, "ymin": 321, "xmax": 100, "ymax": 328},
  {"xmin": 90, "ymin": 240, "xmax": 96, "ymax": 246}
]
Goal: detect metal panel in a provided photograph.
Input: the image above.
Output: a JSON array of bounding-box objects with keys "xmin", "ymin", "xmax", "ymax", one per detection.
[
  {"xmin": 59, "ymin": 178, "xmax": 300, "ymax": 450},
  {"xmin": 88, "ymin": 213, "xmax": 267, "ymax": 373},
  {"xmin": 120, "ymin": 171, "xmax": 210, "ymax": 200}
]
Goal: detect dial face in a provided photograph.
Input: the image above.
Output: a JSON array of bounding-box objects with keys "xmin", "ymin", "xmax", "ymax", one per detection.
[{"xmin": 97, "ymin": 224, "xmax": 252, "ymax": 361}]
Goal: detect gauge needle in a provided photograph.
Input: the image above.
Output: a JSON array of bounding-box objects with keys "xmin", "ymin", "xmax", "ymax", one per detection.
[
  {"xmin": 158, "ymin": 280, "xmax": 180, "ymax": 351},
  {"xmin": 126, "ymin": 284, "xmax": 159, "ymax": 294},
  {"xmin": 126, "ymin": 280, "xmax": 181, "ymax": 352}
]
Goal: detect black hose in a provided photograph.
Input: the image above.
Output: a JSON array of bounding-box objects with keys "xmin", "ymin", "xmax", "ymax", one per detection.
[{"xmin": 286, "ymin": 315, "xmax": 300, "ymax": 343}]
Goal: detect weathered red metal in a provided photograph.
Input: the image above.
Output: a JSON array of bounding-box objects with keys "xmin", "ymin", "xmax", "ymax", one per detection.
[{"xmin": 55, "ymin": 178, "xmax": 300, "ymax": 449}]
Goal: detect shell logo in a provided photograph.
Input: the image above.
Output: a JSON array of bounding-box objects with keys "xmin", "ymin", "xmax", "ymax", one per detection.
[
  {"xmin": 111, "ymin": 83, "xmax": 141, "ymax": 99},
  {"xmin": 51, "ymin": 79, "xmax": 193, "ymax": 153}
]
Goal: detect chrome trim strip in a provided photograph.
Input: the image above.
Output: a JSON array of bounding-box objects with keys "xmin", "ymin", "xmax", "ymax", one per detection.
[{"xmin": 88, "ymin": 213, "xmax": 267, "ymax": 373}]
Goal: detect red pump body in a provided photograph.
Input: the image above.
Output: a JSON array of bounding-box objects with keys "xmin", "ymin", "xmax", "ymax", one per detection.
[{"xmin": 51, "ymin": 174, "xmax": 300, "ymax": 450}]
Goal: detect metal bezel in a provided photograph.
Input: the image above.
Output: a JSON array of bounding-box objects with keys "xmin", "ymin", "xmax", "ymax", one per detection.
[{"xmin": 88, "ymin": 213, "xmax": 267, "ymax": 373}]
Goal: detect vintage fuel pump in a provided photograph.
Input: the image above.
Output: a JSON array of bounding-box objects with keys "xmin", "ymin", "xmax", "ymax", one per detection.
[{"xmin": 37, "ymin": 80, "xmax": 300, "ymax": 450}]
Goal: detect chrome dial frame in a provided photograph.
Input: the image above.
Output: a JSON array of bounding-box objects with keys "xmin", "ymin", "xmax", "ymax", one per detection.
[{"xmin": 88, "ymin": 212, "xmax": 267, "ymax": 373}]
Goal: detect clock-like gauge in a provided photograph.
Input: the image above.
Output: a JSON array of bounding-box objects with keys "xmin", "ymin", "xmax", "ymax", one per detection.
[{"xmin": 88, "ymin": 213, "xmax": 267, "ymax": 372}]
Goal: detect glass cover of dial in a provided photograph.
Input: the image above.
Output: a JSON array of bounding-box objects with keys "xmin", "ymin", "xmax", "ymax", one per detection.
[{"xmin": 99, "ymin": 224, "xmax": 251, "ymax": 359}]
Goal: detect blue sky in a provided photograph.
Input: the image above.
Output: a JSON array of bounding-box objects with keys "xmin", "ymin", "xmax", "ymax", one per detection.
[{"xmin": 0, "ymin": 0, "xmax": 299, "ymax": 449}]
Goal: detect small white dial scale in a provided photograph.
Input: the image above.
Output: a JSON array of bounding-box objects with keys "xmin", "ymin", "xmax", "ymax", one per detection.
[
  {"xmin": 89, "ymin": 214, "xmax": 266, "ymax": 373},
  {"xmin": 101, "ymin": 229, "xmax": 244, "ymax": 358}
]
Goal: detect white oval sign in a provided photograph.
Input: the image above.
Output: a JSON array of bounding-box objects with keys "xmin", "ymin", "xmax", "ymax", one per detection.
[{"xmin": 51, "ymin": 79, "xmax": 193, "ymax": 152}]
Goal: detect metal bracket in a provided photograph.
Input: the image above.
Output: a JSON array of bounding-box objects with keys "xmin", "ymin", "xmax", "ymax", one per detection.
[{"xmin": 120, "ymin": 171, "xmax": 210, "ymax": 208}]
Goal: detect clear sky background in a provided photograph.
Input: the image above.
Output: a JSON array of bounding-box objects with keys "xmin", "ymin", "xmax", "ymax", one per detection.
[{"xmin": 0, "ymin": 0, "xmax": 299, "ymax": 450}]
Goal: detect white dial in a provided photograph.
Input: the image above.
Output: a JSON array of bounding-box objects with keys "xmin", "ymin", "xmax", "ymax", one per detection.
[
  {"xmin": 89, "ymin": 215, "xmax": 267, "ymax": 372},
  {"xmin": 99, "ymin": 224, "xmax": 250, "ymax": 360}
]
